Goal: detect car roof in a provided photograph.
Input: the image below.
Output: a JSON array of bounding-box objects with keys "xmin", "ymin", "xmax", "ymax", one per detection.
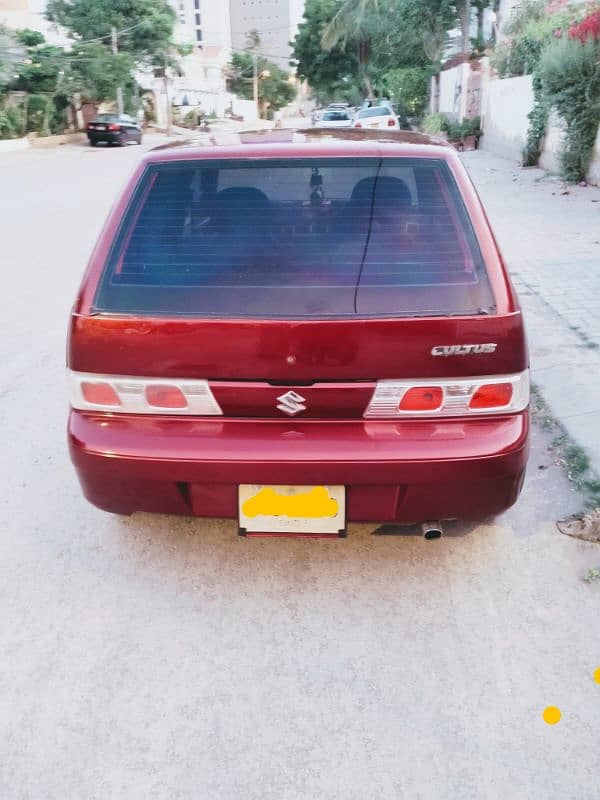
[{"xmin": 147, "ymin": 128, "xmax": 452, "ymax": 164}]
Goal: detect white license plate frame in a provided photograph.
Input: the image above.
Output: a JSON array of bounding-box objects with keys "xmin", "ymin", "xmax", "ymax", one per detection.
[{"xmin": 238, "ymin": 484, "xmax": 346, "ymax": 536}]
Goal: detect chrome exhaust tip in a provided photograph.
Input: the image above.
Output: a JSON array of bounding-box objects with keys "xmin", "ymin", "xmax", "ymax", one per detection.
[{"xmin": 421, "ymin": 521, "xmax": 443, "ymax": 540}]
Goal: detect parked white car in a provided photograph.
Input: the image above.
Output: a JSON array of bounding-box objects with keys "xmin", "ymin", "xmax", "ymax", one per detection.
[
  {"xmin": 353, "ymin": 105, "xmax": 400, "ymax": 130},
  {"xmin": 315, "ymin": 108, "xmax": 354, "ymax": 128}
]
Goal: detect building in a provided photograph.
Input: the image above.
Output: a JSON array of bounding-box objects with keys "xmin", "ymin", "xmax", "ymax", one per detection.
[
  {"xmin": 169, "ymin": 0, "xmax": 232, "ymax": 98},
  {"xmin": 229, "ymin": 0, "xmax": 305, "ymax": 71}
]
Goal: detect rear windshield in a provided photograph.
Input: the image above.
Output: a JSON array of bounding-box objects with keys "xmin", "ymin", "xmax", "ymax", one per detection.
[
  {"xmin": 322, "ymin": 111, "xmax": 351, "ymax": 121},
  {"xmin": 358, "ymin": 107, "xmax": 391, "ymax": 118},
  {"xmin": 94, "ymin": 157, "xmax": 495, "ymax": 318},
  {"xmin": 93, "ymin": 114, "xmax": 119, "ymax": 122}
]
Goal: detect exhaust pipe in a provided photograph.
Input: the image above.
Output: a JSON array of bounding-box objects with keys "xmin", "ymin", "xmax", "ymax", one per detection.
[{"xmin": 421, "ymin": 521, "xmax": 443, "ymax": 540}]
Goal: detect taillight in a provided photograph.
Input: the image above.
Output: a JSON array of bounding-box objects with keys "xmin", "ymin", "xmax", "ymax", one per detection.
[
  {"xmin": 355, "ymin": 121, "xmax": 362, "ymax": 128},
  {"xmin": 81, "ymin": 381, "xmax": 121, "ymax": 406},
  {"xmin": 387, "ymin": 118, "xmax": 396, "ymax": 127},
  {"xmin": 69, "ymin": 372, "xmax": 222, "ymax": 415},
  {"xmin": 145, "ymin": 385, "xmax": 187, "ymax": 409},
  {"xmin": 365, "ymin": 371, "xmax": 529, "ymax": 418},
  {"xmin": 108, "ymin": 123, "xmax": 120, "ymax": 131},
  {"xmin": 399, "ymin": 387, "xmax": 443, "ymax": 412},
  {"xmin": 469, "ymin": 382, "xmax": 513, "ymax": 410}
]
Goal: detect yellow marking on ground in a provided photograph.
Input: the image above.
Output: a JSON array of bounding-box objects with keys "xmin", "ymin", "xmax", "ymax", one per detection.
[{"xmin": 542, "ymin": 706, "xmax": 561, "ymax": 725}]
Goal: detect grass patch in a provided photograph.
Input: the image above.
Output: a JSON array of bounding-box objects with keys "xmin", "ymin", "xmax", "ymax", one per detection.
[
  {"xmin": 583, "ymin": 567, "xmax": 600, "ymax": 584},
  {"xmin": 531, "ymin": 384, "xmax": 600, "ymax": 508}
]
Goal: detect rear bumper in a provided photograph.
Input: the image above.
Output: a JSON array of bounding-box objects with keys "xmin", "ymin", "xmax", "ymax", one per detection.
[
  {"xmin": 69, "ymin": 411, "xmax": 529, "ymax": 522},
  {"xmin": 87, "ymin": 132, "xmax": 122, "ymax": 143}
]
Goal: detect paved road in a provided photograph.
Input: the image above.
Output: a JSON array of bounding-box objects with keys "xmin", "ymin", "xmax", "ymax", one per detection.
[{"xmin": 1, "ymin": 140, "xmax": 600, "ymax": 800}]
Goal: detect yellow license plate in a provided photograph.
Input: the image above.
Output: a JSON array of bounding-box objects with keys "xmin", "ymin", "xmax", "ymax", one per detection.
[{"xmin": 238, "ymin": 484, "xmax": 345, "ymax": 534}]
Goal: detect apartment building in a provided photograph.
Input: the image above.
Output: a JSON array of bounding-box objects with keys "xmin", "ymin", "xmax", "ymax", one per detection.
[
  {"xmin": 229, "ymin": 0, "xmax": 305, "ymax": 71},
  {"xmin": 169, "ymin": 0, "xmax": 232, "ymax": 97}
]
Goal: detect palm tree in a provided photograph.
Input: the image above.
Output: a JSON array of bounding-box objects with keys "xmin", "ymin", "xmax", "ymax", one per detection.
[
  {"xmin": 321, "ymin": 0, "xmax": 381, "ymax": 96},
  {"xmin": 454, "ymin": 0, "xmax": 472, "ymax": 55}
]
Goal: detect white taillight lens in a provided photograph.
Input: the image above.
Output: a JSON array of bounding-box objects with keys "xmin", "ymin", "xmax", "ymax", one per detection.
[
  {"xmin": 69, "ymin": 372, "xmax": 223, "ymax": 415},
  {"xmin": 364, "ymin": 371, "xmax": 529, "ymax": 418}
]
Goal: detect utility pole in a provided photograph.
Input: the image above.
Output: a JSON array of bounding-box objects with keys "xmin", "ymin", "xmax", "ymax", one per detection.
[
  {"xmin": 111, "ymin": 26, "xmax": 124, "ymax": 115},
  {"xmin": 252, "ymin": 52, "xmax": 259, "ymax": 120},
  {"xmin": 164, "ymin": 54, "xmax": 172, "ymax": 136}
]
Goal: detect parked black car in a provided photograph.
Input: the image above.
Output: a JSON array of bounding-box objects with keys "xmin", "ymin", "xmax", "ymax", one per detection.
[{"xmin": 86, "ymin": 114, "xmax": 142, "ymax": 147}]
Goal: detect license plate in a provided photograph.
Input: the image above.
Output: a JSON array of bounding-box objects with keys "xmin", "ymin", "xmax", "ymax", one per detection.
[{"xmin": 239, "ymin": 484, "xmax": 346, "ymax": 535}]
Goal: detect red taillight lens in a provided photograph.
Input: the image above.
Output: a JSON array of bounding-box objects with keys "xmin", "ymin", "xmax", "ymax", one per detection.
[
  {"xmin": 387, "ymin": 118, "xmax": 396, "ymax": 127},
  {"xmin": 108, "ymin": 123, "xmax": 120, "ymax": 131},
  {"xmin": 145, "ymin": 385, "xmax": 188, "ymax": 409},
  {"xmin": 355, "ymin": 121, "xmax": 362, "ymax": 128},
  {"xmin": 81, "ymin": 381, "xmax": 121, "ymax": 406},
  {"xmin": 399, "ymin": 387, "xmax": 443, "ymax": 412},
  {"xmin": 469, "ymin": 382, "xmax": 513, "ymax": 409}
]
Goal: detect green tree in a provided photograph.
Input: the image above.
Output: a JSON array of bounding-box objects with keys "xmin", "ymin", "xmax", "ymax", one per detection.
[
  {"xmin": 292, "ymin": 0, "xmax": 359, "ymax": 102},
  {"xmin": 321, "ymin": 0, "xmax": 382, "ymax": 95},
  {"xmin": 46, "ymin": 0, "xmax": 177, "ymax": 66},
  {"xmin": 227, "ymin": 52, "xmax": 295, "ymax": 116},
  {"xmin": 380, "ymin": 66, "xmax": 431, "ymax": 114},
  {"xmin": 319, "ymin": 0, "xmax": 458, "ymax": 96}
]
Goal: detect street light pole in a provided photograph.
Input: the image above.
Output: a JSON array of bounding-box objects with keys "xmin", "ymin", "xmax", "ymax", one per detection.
[{"xmin": 111, "ymin": 26, "xmax": 124, "ymax": 115}]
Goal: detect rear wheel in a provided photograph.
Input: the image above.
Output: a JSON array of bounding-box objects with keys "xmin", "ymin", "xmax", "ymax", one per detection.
[{"xmin": 89, "ymin": 139, "xmax": 97, "ymax": 147}]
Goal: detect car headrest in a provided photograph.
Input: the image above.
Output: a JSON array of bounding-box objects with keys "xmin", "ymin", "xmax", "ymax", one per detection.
[
  {"xmin": 213, "ymin": 187, "xmax": 271, "ymax": 220},
  {"xmin": 350, "ymin": 176, "xmax": 412, "ymax": 207}
]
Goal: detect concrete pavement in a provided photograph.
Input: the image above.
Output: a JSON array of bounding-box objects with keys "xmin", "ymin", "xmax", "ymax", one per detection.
[
  {"xmin": 1, "ymin": 139, "xmax": 600, "ymax": 800},
  {"xmin": 463, "ymin": 151, "xmax": 600, "ymax": 481}
]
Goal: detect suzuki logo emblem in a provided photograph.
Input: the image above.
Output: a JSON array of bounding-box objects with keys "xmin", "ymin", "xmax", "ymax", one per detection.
[{"xmin": 276, "ymin": 390, "xmax": 306, "ymax": 416}]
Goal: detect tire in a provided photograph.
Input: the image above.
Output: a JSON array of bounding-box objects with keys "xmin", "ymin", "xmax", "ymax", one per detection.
[
  {"xmin": 137, "ymin": 136, "xmax": 143, "ymax": 145},
  {"xmin": 89, "ymin": 139, "xmax": 97, "ymax": 147}
]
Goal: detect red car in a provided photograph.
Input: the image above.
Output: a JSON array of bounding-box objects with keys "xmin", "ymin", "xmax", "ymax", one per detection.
[{"xmin": 68, "ymin": 129, "xmax": 529, "ymax": 538}]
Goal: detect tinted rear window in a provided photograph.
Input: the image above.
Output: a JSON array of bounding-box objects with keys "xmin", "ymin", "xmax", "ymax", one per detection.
[
  {"xmin": 322, "ymin": 111, "xmax": 350, "ymax": 121},
  {"xmin": 93, "ymin": 114, "xmax": 119, "ymax": 122},
  {"xmin": 95, "ymin": 158, "xmax": 495, "ymax": 318},
  {"xmin": 358, "ymin": 107, "xmax": 391, "ymax": 118}
]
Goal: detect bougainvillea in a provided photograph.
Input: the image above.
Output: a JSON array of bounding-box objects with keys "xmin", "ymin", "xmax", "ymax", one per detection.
[{"xmin": 569, "ymin": 10, "xmax": 600, "ymax": 42}]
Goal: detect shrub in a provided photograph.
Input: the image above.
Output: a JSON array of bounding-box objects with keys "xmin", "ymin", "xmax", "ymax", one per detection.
[
  {"xmin": 0, "ymin": 104, "xmax": 23, "ymax": 139},
  {"xmin": 522, "ymin": 69, "xmax": 550, "ymax": 166},
  {"xmin": 540, "ymin": 37, "xmax": 600, "ymax": 181},
  {"xmin": 25, "ymin": 94, "xmax": 53, "ymax": 135},
  {"xmin": 381, "ymin": 68, "xmax": 431, "ymax": 116},
  {"xmin": 421, "ymin": 112, "xmax": 449, "ymax": 135}
]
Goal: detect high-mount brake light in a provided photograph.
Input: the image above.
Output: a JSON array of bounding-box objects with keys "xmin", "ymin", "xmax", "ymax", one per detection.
[
  {"xmin": 69, "ymin": 372, "xmax": 223, "ymax": 415},
  {"xmin": 365, "ymin": 371, "xmax": 529, "ymax": 418}
]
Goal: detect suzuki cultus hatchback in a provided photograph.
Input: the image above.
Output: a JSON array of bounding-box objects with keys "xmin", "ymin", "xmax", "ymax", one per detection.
[{"xmin": 68, "ymin": 129, "xmax": 529, "ymax": 537}]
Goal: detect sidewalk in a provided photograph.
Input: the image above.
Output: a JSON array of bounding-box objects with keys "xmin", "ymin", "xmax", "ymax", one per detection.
[{"xmin": 462, "ymin": 150, "xmax": 600, "ymax": 475}]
